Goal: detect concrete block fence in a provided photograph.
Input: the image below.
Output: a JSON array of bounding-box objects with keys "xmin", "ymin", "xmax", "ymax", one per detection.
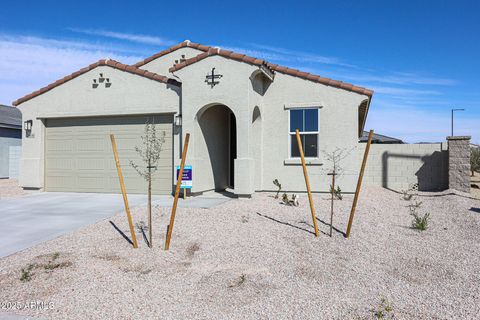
[{"xmin": 359, "ymin": 136, "xmax": 470, "ymax": 192}]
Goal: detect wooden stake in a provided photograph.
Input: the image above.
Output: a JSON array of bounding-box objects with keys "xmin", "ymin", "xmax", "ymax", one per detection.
[
  {"xmin": 346, "ymin": 129, "xmax": 374, "ymax": 238},
  {"xmin": 295, "ymin": 129, "xmax": 319, "ymax": 237},
  {"xmin": 110, "ymin": 134, "xmax": 138, "ymax": 248},
  {"xmin": 165, "ymin": 133, "xmax": 190, "ymax": 250}
]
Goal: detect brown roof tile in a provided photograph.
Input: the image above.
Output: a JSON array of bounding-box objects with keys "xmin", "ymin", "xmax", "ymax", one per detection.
[
  {"xmin": 13, "ymin": 59, "xmax": 180, "ymax": 106},
  {"xmin": 157, "ymin": 41, "xmax": 373, "ymax": 97}
]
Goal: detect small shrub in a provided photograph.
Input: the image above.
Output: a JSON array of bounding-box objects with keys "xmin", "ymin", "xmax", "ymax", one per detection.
[
  {"xmin": 330, "ymin": 185, "xmax": 343, "ymax": 200},
  {"xmin": 20, "ymin": 264, "xmax": 35, "ymax": 282},
  {"xmin": 282, "ymin": 193, "xmax": 299, "ymax": 206},
  {"xmin": 411, "ymin": 211, "xmax": 430, "ymax": 231},
  {"xmin": 228, "ymin": 273, "xmax": 247, "ymax": 288},
  {"xmin": 273, "ymin": 179, "xmax": 282, "ymax": 199},
  {"xmin": 409, "ymin": 200, "xmax": 429, "ymax": 231},
  {"xmin": 372, "ymin": 297, "xmax": 394, "ymax": 319}
]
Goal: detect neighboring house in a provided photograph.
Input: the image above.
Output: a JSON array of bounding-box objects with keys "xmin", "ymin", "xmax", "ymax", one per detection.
[
  {"xmin": 359, "ymin": 131, "xmax": 404, "ymax": 144},
  {"xmin": 13, "ymin": 40, "xmax": 373, "ymax": 196},
  {"xmin": 0, "ymin": 105, "xmax": 22, "ymax": 178}
]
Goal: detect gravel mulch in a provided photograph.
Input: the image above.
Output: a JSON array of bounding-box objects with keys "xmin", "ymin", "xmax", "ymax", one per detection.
[
  {"xmin": 0, "ymin": 187, "xmax": 479, "ymax": 319},
  {"xmin": 0, "ymin": 179, "xmax": 26, "ymax": 199}
]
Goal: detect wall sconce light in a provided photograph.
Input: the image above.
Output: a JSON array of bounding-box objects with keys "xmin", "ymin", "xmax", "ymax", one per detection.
[
  {"xmin": 175, "ymin": 115, "xmax": 182, "ymax": 126},
  {"xmin": 24, "ymin": 120, "xmax": 33, "ymax": 137},
  {"xmin": 24, "ymin": 120, "xmax": 32, "ymax": 131}
]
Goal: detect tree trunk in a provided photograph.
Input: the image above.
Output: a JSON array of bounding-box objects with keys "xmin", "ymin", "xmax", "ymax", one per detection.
[
  {"xmin": 330, "ymin": 172, "xmax": 335, "ymax": 237},
  {"xmin": 148, "ymin": 162, "xmax": 152, "ymax": 248}
]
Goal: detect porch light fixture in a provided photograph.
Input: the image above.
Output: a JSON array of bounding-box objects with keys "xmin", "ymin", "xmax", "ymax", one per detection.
[
  {"xmin": 24, "ymin": 120, "xmax": 32, "ymax": 131},
  {"xmin": 175, "ymin": 115, "xmax": 182, "ymax": 126}
]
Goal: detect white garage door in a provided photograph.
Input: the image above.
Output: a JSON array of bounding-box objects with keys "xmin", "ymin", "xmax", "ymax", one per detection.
[{"xmin": 45, "ymin": 115, "xmax": 173, "ymax": 194}]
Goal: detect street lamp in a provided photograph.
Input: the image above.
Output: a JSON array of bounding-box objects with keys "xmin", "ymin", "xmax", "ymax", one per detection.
[{"xmin": 451, "ymin": 108, "xmax": 465, "ymax": 136}]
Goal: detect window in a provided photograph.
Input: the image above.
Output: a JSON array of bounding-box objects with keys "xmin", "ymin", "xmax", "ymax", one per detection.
[{"xmin": 289, "ymin": 108, "xmax": 319, "ymax": 158}]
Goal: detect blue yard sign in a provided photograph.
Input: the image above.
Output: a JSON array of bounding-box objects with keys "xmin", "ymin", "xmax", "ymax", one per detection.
[{"xmin": 176, "ymin": 165, "xmax": 192, "ymax": 189}]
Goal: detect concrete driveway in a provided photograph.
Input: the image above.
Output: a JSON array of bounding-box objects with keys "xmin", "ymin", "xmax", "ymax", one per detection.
[{"xmin": 0, "ymin": 192, "xmax": 230, "ymax": 258}]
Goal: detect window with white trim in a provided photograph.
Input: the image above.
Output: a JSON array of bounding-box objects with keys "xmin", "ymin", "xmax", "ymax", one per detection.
[{"xmin": 289, "ymin": 108, "xmax": 319, "ymax": 158}]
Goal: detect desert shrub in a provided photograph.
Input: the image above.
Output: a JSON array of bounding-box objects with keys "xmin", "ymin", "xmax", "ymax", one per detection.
[
  {"xmin": 372, "ymin": 297, "xmax": 394, "ymax": 319},
  {"xmin": 273, "ymin": 179, "xmax": 282, "ymax": 199},
  {"xmin": 409, "ymin": 201, "xmax": 430, "ymax": 231},
  {"xmin": 282, "ymin": 193, "xmax": 299, "ymax": 206},
  {"xmin": 330, "ymin": 185, "xmax": 343, "ymax": 200},
  {"xmin": 20, "ymin": 264, "xmax": 35, "ymax": 282}
]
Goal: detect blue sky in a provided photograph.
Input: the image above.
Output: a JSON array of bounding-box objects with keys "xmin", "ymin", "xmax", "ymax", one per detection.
[{"xmin": 1, "ymin": 0, "xmax": 478, "ymax": 143}]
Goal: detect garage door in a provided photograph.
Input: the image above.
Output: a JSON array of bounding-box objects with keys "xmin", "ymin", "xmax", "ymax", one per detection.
[{"xmin": 45, "ymin": 115, "xmax": 173, "ymax": 194}]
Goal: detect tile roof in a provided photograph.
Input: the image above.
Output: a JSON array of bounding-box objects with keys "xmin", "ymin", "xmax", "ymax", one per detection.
[
  {"xmin": 13, "ymin": 59, "xmax": 181, "ymax": 106},
  {"xmin": 0, "ymin": 104, "xmax": 22, "ymax": 129},
  {"xmin": 134, "ymin": 40, "xmax": 208, "ymax": 68},
  {"xmin": 152, "ymin": 41, "xmax": 373, "ymax": 97}
]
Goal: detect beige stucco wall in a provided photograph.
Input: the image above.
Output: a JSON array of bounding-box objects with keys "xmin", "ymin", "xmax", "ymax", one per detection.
[
  {"xmin": 16, "ymin": 65, "xmax": 180, "ymax": 189},
  {"xmin": 360, "ymin": 143, "xmax": 448, "ymax": 191},
  {"xmin": 172, "ymin": 54, "xmax": 369, "ymax": 194}
]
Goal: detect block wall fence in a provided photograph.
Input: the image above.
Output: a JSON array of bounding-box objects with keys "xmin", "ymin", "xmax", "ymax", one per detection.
[{"xmin": 359, "ymin": 136, "xmax": 471, "ymax": 192}]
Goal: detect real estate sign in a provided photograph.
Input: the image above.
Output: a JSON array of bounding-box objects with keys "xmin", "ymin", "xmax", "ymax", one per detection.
[{"xmin": 176, "ymin": 165, "xmax": 192, "ymax": 189}]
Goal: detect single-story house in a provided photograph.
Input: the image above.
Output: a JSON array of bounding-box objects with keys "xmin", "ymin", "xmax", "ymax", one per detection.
[
  {"xmin": 13, "ymin": 40, "xmax": 373, "ymax": 196},
  {"xmin": 0, "ymin": 105, "xmax": 22, "ymax": 178}
]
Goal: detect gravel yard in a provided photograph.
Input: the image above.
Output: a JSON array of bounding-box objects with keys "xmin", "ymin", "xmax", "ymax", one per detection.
[
  {"xmin": 0, "ymin": 179, "xmax": 26, "ymax": 199},
  {"xmin": 0, "ymin": 187, "xmax": 479, "ymax": 319}
]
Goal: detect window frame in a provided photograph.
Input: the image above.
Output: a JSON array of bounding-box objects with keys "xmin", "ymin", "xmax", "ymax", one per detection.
[{"xmin": 288, "ymin": 107, "xmax": 320, "ymax": 159}]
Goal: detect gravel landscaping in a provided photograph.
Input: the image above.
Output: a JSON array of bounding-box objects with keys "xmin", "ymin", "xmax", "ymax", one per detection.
[
  {"xmin": 0, "ymin": 179, "xmax": 26, "ymax": 199},
  {"xmin": 0, "ymin": 186, "xmax": 479, "ymax": 319}
]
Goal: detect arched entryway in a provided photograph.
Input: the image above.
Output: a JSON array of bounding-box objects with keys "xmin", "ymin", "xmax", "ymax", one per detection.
[{"xmin": 196, "ymin": 104, "xmax": 237, "ymax": 191}]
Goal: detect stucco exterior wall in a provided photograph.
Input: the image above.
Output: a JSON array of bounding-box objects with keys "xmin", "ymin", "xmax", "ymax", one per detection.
[
  {"xmin": 173, "ymin": 54, "xmax": 368, "ymax": 194},
  {"xmin": 260, "ymin": 73, "xmax": 368, "ymax": 193},
  {"xmin": 173, "ymin": 55, "xmax": 256, "ymax": 195},
  {"xmin": 360, "ymin": 143, "xmax": 448, "ymax": 191},
  {"xmin": 139, "ymin": 47, "xmax": 204, "ymax": 75},
  {"xmin": 16, "ymin": 65, "xmax": 180, "ymax": 189}
]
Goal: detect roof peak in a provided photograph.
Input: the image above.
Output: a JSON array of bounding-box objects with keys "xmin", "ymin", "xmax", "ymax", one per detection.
[{"xmin": 13, "ymin": 59, "xmax": 180, "ymax": 106}]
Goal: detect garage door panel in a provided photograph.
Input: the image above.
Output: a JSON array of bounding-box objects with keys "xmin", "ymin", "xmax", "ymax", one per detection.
[{"xmin": 46, "ymin": 115, "xmax": 173, "ymax": 195}]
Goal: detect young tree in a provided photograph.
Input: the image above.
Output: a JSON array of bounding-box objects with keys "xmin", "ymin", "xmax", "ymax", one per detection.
[
  {"xmin": 322, "ymin": 147, "xmax": 353, "ymax": 237},
  {"xmin": 130, "ymin": 120, "xmax": 166, "ymax": 248},
  {"xmin": 471, "ymin": 147, "xmax": 480, "ymax": 176}
]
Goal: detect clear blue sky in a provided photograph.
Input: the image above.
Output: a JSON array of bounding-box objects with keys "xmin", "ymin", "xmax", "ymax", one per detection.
[{"xmin": 1, "ymin": 0, "xmax": 478, "ymax": 143}]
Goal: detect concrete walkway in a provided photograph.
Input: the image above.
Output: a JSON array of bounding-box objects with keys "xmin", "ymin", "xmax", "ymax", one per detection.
[{"xmin": 0, "ymin": 192, "xmax": 230, "ymax": 258}]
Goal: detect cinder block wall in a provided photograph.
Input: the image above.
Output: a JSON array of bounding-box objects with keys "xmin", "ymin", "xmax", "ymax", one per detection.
[
  {"xmin": 447, "ymin": 136, "xmax": 471, "ymax": 193},
  {"xmin": 359, "ymin": 143, "xmax": 448, "ymax": 191}
]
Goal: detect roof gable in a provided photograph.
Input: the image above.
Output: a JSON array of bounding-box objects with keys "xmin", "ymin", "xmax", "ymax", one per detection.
[
  {"xmin": 166, "ymin": 44, "xmax": 373, "ymax": 98},
  {"xmin": 13, "ymin": 59, "xmax": 180, "ymax": 106},
  {"xmin": 134, "ymin": 40, "xmax": 209, "ymax": 68}
]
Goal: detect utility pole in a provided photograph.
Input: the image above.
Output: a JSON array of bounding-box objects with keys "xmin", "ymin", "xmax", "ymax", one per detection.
[{"xmin": 451, "ymin": 108, "xmax": 465, "ymax": 136}]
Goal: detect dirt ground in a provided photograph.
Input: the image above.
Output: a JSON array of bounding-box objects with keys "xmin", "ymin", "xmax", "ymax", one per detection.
[
  {"xmin": 0, "ymin": 179, "xmax": 26, "ymax": 199},
  {"xmin": 0, "ymin": 187, "xmax": 479, "ymax": 319}
]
